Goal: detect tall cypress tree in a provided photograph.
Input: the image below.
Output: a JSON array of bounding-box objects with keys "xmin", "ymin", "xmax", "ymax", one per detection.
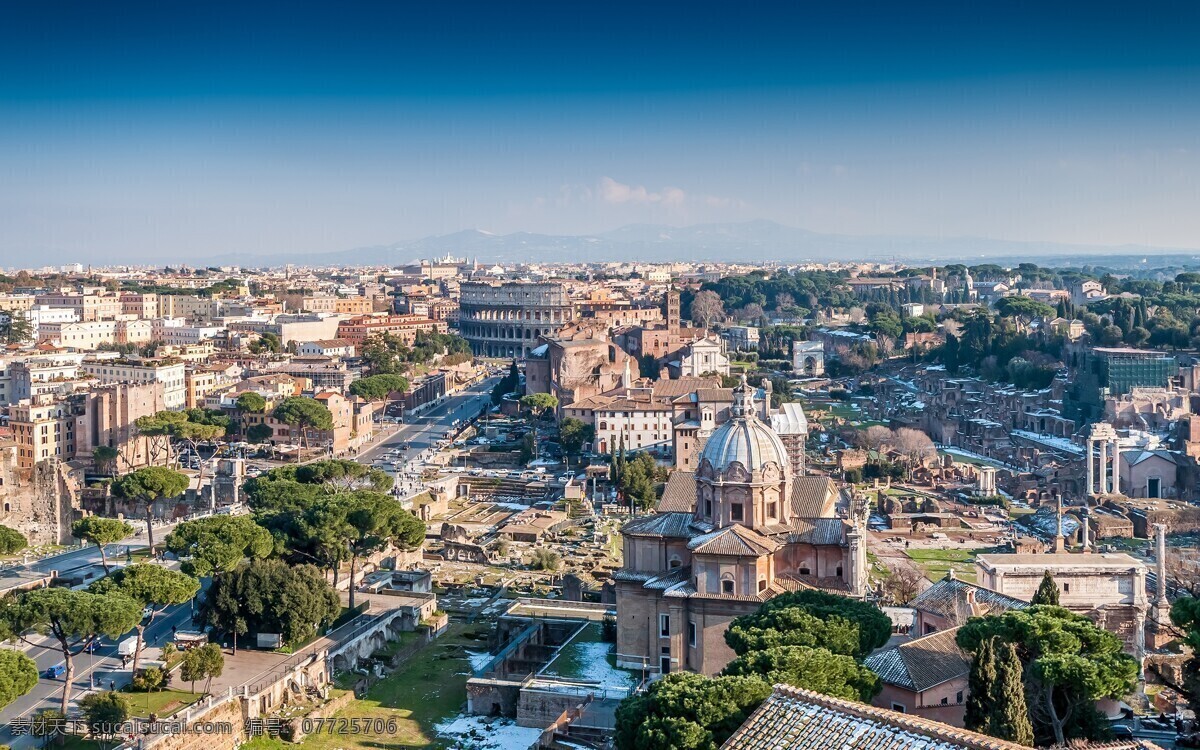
[
  {"xmin": 1031, "ymin": 571, "xmax": 1060, "ymax": 605},
  {"xmin": 989, "ymin": 641, "xmax": 1034, "ymax": 746},
  {"xmin": 964, "ymin": 637, "xmax": 997, "ymax": 733}
]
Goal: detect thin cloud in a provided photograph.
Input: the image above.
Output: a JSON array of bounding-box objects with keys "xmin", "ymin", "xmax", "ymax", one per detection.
[{"xmin": 600, "ymin": 176, "xmax": 685, "ymax": 207}]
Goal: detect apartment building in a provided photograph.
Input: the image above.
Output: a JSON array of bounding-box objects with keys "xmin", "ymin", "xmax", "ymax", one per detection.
[
  {"xmin": 23, "ymin": 305, "xmax": 79, "ymax": 340},
  {"xmin": 10, "ymin": 398, "xmax": 76, "ymax": 471},
  {"xmin": 185, "ymin": 362, "xmax": 243, "ymax": 408},
  {"xmin": 5, "ymin": 358, "xmax": 88, "ymax": 405},
  {"xmin": 296, "ymin": 339, "xmax": 357, "ymax": 358},
  {"xmin": 335, "ymin": 314, "xmax": 447, "ymax": 345},
  {"xmin": 0, "ymin": 294, "xmax": 37, "ymax": 313},
  {"xmin": 262, "ymin": 356, "xmax": 353, "ymax": 392},
  {"xmin": 81, "ymin": 359, "xmax": 188, "ymax": 410},
  {"xmin": 120, "ymin": 292, "xmax": 159, "ymax": 318},
  {"xmin": 35, "ymin": 291, "xmax": 122, "ymax": 322},
  {"xmin": 39, "ymin": 320, "xmax": 119, "ymax": 349}
]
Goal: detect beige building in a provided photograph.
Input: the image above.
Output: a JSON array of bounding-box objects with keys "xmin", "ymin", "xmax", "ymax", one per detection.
[
  {"xmin": 10, "ymin": 398, "xmax": 76, "ymax": 471},
  {"xmin": 81, "ymin": 359, "xmax": 187, "ymax": 410},
  {"xmin": 40, "ymin": 320, "xmax": 119, "ymax": 349},
  {"xmin": 120, "ymin": 292, "xmax": 159, "ymax": 319},
  {"xmin": 975, "ymin": 552, "xmax": 1149, "ymax": 661},
  {"xmin": 614, "ymin": 378, "xmax": 867, "ymax": 676},
  {"xmin": 35, "ymin": 291, "xmax": 122, "ymax": 321}
]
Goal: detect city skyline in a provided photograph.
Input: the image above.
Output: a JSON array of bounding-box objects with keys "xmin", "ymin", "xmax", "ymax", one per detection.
[{"xmin": 4, "ymin": 0, "xmax": 1200, "ymax": 263}]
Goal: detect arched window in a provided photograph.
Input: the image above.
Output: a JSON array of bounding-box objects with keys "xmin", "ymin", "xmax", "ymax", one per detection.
[
  {"xmin": 668, "ymin": 556, "xmax": 682, "ymax": 569},
  {"xmin": 720, "ymin": 573, "xmax": 735, "ymax": 595}
]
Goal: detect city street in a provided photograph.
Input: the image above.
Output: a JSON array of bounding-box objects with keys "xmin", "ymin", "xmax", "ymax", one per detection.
[
  {"xmin": 0, "ymin": 601, "xmax": 196, "ymax": 748},
  {"xmin": 358, "ymin": 374, "xmax": 500, "ymax": 469}
]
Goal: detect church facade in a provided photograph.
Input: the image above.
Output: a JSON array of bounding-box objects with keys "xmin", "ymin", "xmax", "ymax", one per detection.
[{"xmin": 614, "ymin": 378, "xmax": 868, "ymax": 676}]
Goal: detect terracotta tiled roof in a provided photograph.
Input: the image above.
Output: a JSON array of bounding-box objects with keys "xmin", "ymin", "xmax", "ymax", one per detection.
[
  {"xmin": 688, "ymin": 524, "xmax": 780, "ymax": 557},
  {"xmin": 720, "ymin": 684, "xmax": 1032, "ymax": 750},
  {"xmin": 657, "ymin": 471, "xmax": 696, "ymax": 513},
  {"xmin": 778, "ymin": 518, "xmax": 846, "ymax": 546},
  {"xmin": 864, "ymin": 627, "xmax": 971, "ymax": 692},
  {"xmin": 789, "ymin": 476, "xmax": 840, "ymax": 519},
  {"xmin": 651, "ymin": 376, "xmax": 721, "ymax": 399},
  {"xmin": 910, "ymin": 576, "xmax": 1028, "ymax": 621},
  {"xmin": 620, "ymin": 511, "xmax": 696, "ymax": 539}
]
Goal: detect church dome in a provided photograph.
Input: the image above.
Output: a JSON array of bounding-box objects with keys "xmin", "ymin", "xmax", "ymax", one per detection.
[{"xmin": 698, "ymin": 377, "xmax": 790, "ymax": 477}]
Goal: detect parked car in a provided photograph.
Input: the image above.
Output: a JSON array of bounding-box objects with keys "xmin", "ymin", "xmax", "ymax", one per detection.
[{"xmin": 45, "ymin": 664, "xmax": 66, "ymax": 679}]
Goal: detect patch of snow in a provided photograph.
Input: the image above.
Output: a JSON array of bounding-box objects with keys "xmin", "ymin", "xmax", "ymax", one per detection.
[
  {"xmin": 435, "ymin": 715, "xmax": 542, "ymax": 749},
  {"xmin": 490, "ymin": 502, "xmax": 530, "ymax": 511},
  {"xmin": 1011, "ymin": 430, "xmax": 1084, "ymax": 455},
  {"xmin": 541, "ymin": 640, "xmax": 637, "ymax": 693},
  {"xmin": 465, "ymin": 650, "xmax": 495, "ymax": 672}
]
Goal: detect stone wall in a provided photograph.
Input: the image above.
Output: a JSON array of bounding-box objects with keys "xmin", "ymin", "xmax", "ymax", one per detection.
[
  {"xmin": 145, "ymin": 694, "xmax": 247, "ymax": 750},
  {"xmin": 0, "ymin": 451, "xmax": 79, "ymax": 545}
]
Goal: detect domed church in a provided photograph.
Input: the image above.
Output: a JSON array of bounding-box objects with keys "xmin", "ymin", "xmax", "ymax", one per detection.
[{"xmin": 614, "ymin": 377, "xmax": 869, "ymax": 676}]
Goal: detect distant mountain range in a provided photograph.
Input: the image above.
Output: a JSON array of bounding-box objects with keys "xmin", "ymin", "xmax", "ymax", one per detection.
[{"xmin": 204, "ymin": 220, "xmax": 1200, "ymax": 268}]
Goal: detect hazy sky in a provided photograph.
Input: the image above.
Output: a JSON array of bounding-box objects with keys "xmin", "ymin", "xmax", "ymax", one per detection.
[{"xmin": 3, "ymin": 0, "xmax": 1200, "ymax": 263}]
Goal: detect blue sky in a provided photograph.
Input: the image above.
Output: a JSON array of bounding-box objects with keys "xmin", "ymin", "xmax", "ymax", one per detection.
[{"xmin": 3, "ymin": 0, "xmax": 1200, "ymax": 263}]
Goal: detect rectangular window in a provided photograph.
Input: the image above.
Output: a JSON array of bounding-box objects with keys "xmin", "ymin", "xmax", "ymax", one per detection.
[
  {"xmin": 767, "ymin": 502, "xmax": 777, "ymax": 520},
  {"xmin": 956, "ymin": 691, "xmax": 963, "ymax": 703},
  {"xmin": 731, "ymin": 504, "xmax": 743, "ymax": 521},
  {"xmin": 1063, "ymin": 583, "xmax": 1070, "ymax": 594},
  {"xmin": 659, "ymin": 614, "xmax": 670, "ymax": 638},
  {"xmin": 688, "ymin": 621, "xmax": 697, "ymax": 648},
  {"xmin": 891, "ymin": 703, "xmax": 906, "ymax": 713}
]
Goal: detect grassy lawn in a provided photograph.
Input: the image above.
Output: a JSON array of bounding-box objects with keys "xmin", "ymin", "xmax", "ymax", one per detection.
[
  {"xmin": 124, "ymin": 688, "xmax": 204, "ymax": 718},
  {"xmin": 905, "ymin": 548, "xmax": 977, "ymax": 583},
  {"xmin": 52, "ymin": 735, "xmax": 108, "ymax": 750},
  {"xmin": 239, "ymin": 736, "xmax": 290, "ymax": 750},
  {"xmin": 301, "ymin": 622, "xmax": 483, "ymax": 750}
]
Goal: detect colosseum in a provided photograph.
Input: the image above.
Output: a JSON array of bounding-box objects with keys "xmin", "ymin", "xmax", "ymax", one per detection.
[{"xmin": 458, "ymin": 281, "xmax": 575, "ymax": 358}]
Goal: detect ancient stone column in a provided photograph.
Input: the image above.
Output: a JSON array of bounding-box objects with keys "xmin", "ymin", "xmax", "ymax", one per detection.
[
  {"xmin": 1099, "ymin": 441, "xmax": 1108, "ymax": 494},
  {"xmin": 1086, "ymin": 439, "xmax": 1095, "ymax": 496},
  {"xmin": 1155, "ymin": 523, "xmax": 1168, "ymax": 602}
]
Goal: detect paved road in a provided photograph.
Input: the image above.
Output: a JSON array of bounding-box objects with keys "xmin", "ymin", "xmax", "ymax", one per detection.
[
  {"xmin": 359, "ymin": 375, "xmax": 500, "ymax": 470},
  {"xmin": 4, "ymin": 518, "xmax": 195, "ymax": 579},
  {"xmin": 0, "ymin": 601, "xmax": 196, "ymax": 748}
]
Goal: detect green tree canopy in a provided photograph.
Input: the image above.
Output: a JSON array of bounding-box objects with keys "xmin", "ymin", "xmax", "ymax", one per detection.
[
  {"xmin": 0, "ymin": 525, "xmax": 27, "ymax": 556},
  {"xmin": 235, "ymin": 391, "xmax": 267, "ymax": 414},
  {"xmin": 618, "ymin": 452, "xmax": 668, "ymax": 511},
  {"xmin": 1031, "ymin": 570, "xmax": 1061, "ymax": 605},
  {"xmin": 110, "ymin": 466, "xmax": 189, "ymax": 554},
  {"xmin": 272, "ymin": 397, "xmax": 334, "ymax": 456},
  {"xmin": 720, "ymin": 645, "xmax": 879, "ymax": 702},
  {"xmin": 724, "ymin": 590, "xmax": 891, "ymax": 660},
  {"xmin": 558, "ymin": 417, "xmax": 594, "ymax": 458},
  {"xmin": 0, "ymin": 649, "xmax": 38, "ymax": 709},
  {"xmin": 180, "ymin": 643, "xmax": 224, "ymax": 694},
  {"xmin": 520, "ymin": 392, "xmax": 558, "ymax": 413},
  {"xmin": 71, "ymin": 517, "xmax": 134, "ymax": 574},
  {"xmin": 164, "ymin": 515, "xmax": 274, "ymax": 578},
  {"xmin": 994, "ymin": 296, "xmax": 1056, "ymax": 320},
  {"xmin": 246, "ymin": 423, "xmax": 274, "ymax": 444},
  {"xmin": 89, "ymin": 563, "xmax": 199, "ymax": 673},
  {"xmin": 348, "ymin": 374, "xmax": 409, "ymax": 401},
  {"xmin": 334, "ymin": 491, "xmax": 426, "ymax": 609},
  {"xmin": 491, "ymin": 361, "xmax": 520, "ymax": 405},
  {"xmin": 614, "ymin": 672, "xmax": 772, "ymax": 750},
  {"xmin": 202, "ymin": 560, "xmax": 339, "ymax": 650},
  {"xmin": 0, "ymin": 588, "xmax": 142, "ymax": 715},
  {"xmin": 1169, "ymin": 596, "xmax": 1200, "ymax": 715},
  {"xmin": 957, "ymin": 605, "xmax": 1138, "ymax": 745},
  {"xmin": 79, "ymin": 691, "xmax": 130, "ymax": 740}
]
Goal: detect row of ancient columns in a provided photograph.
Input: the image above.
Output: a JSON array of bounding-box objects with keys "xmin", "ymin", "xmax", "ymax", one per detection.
[{"xmin": 1084, "ymin": 431, "xmax": 1119, "ymax": 496}]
